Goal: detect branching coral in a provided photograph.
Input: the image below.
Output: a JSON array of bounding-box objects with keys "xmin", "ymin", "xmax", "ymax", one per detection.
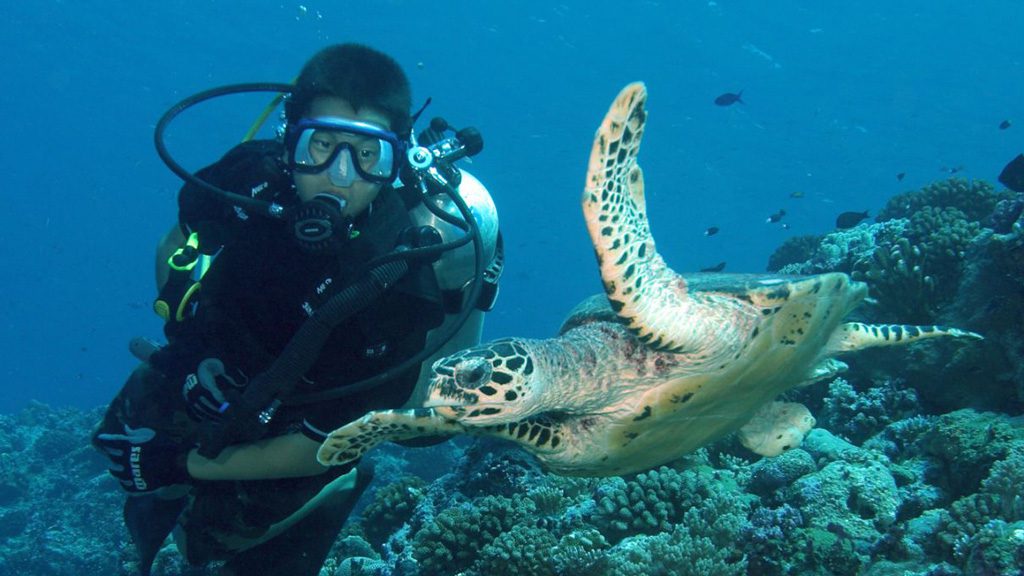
[
  {"xmin": 962, "ymin": 520, "xmax": 1024, "ymax": 575},
  {"xmin": 776, "ymin": 219, "xmax": 908, "ymax": 277},
  {"xmin": 528, "ymin": 485, "xmax": 569, "ymax": 517},
  {"xmin": 853, "ymin": 236, "xmax": 939, "ymax": 323},
  {"xmin": 767, "ymin": 234, "xmax": 823, "ymax": 272},
  {"xmin": 549, "ymin": 529, "xmax": 610, "ymax": 576},
  {"xmin": 821, "ymin": 378, "xmax": 920, "ymax": 444},
  {"xmin": 589, "ymin": 467, "xmax": 705, "ymax": 543},
  {"xmin": 862, "ymin": 415, "xmax": 936, "ymax": 460},
  {"xmin": 742, "ymin": 504, "xmax": 805, "ymax": 574},
  {"xmin": 938, "ymin": 493, "xmax": 1003, "ymax": 561},
  {"xmin": 359, "ymin": 475, "xmax": 425, "ymax": 550},
  {"xmin": 475, "ymin": 524, "xmax": 559, "ymax": 576},
  {"xmin": 410, "ymin": 495, "xmax": 531, "ymax": 575},
  {"xmin": 847, "ymin": 179, "xmax": 998, "ymax": 323},
  {"xmin": 585, "ymin": 467, "xmax": 753, "ymax": 569},
  {"xmin": 979, "ymin": 447, "xmax": 1024, "ymax": 522},
  {"xmin": 602, "ymin": 524, "xmax": 748, "ymax": 576},
  {"xmin": 767, "ymin": 178, "xmax": 1002, "ymax": 325},
  {"xmin": 933, "ymin": 444, "xmax": 1024, "ymax": 569},
  {"xmin": 877, "ymin": 178, "xmax": 1012, "ymax": 223}
]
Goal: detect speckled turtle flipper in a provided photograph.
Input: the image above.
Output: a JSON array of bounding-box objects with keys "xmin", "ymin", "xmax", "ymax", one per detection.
[
  {"xmin": 317, "ymin": 409, "xmax": 467, "ymax": 467},
  {"xmin": 825, "ymin": 322, "xmax": 982, "ymax": 353},
  {"xmin": 317, "ymin": 408, "xmax": 571, "ymax": 469},
  {"xmin": 583, "ymin": 83, "xmax": 766, "ymax": 357}
]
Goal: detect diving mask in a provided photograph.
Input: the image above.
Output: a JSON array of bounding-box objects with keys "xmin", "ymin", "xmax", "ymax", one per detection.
[{"xmin": 285, "ymin": 117, "xmax": 404, "ymax": 186}]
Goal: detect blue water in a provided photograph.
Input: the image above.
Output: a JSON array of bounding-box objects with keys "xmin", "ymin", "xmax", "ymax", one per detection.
[{"xmin": 2, "ymin": 0, "xmax": 1020, "ymax": 413}]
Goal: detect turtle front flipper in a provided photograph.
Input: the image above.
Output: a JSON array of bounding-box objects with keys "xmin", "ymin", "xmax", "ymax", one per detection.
[
  {"xmin": 582, "ymin": 83, "xmax": 747, "ymax": 355},
  {"xmin": 317, "ymin": 408, "xmax": 466, "ymax": 467},
  {"xmin": 825, "ymin": 322, "xmax": 983, "ymax": 354}
]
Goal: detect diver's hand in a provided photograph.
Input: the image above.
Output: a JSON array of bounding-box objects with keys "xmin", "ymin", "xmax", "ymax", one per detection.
[
  {"xmin": 182, "ymin": 358, "xmax": 248, "ymax": 422},
  {"xmin": 94, "ymin": 425, "xmax": 190, "ymax": 493}
]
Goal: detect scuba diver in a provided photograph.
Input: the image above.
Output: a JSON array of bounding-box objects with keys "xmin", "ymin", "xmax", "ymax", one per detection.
[{"xmin": 91, "ymin": 43, "xmax": 502, "ymax": 575}]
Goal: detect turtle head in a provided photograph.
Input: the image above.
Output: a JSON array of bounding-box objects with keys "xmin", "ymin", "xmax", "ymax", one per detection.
[{"xmin": 423, "ymin": 338, "xmax": 536, "ymax": 424}]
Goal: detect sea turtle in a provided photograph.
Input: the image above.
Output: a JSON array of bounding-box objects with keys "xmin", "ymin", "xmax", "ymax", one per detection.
[{"xmin": 317, "ymin": 83, "xmax": 981, "ymax": 477}]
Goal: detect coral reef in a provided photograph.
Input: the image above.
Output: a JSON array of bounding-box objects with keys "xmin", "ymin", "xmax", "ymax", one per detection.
[
  {"xmin": 410, "ymin": 495, "xmax": 532, "ymax": 575},
  {"xmin": 766, "ymin": 234, "xmax": 822, "ymax": 272},
  {"xmin": 0, "ymin": 404, "xmax": 143, "ymax": 576},
  {"xmin": 770, "ymin": 176, "xmax": 1023, "ymax": 413},
  {"xmin": 3, "ymin": 176, "xmax": 1022, "ymax": 576},
  {"xmin": 3, "ymin": 403, "xmax": 1023, "ymax": 575},
  {"xmin": 987, "ymin": 193, "xmax": 1024, "ymax": 234},
  {"xmin": 775, "ymin": 219, "xmax": 908, "ymax": 277},
  {"xmin": 772, "ymin": 177, "xmax": 1011, "ymax": 326},
  {"xmin": 876, "ymin": 178, "xmax": 1013, "ymax": 223},
  {"xmin": 851, "ymin": 204, "xmax": 982, "ymax": 324},
  {"xmin": 820, "ymin": 377, "xmax": 920, "ymax": 444},
  {"xmin": 943, "ymin": 218, "xmax": 1024, "ymax": 405},
  {"xmin": 922, "ymin": 409, "xmax": 1024, "ymax": 497}
]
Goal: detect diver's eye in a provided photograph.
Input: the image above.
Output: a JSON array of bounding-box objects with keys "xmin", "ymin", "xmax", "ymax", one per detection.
[
  {"xmin": 455, "ymin": 358, "xmax": 492, "ymax": 388},
  {"xmin": 308, "ymin": 136, "xmax": 335, "ymax": 162}
]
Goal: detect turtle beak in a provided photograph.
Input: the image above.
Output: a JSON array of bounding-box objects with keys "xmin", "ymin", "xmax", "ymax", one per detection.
[
  {"xmin": 426, "ymin": 404, "xmax": 465, "ymax": 420},
  {"xmin": 423, "ymin": 373, "xmax": 513, "ymax": 422},
  {"xmin": 422, "ymin": 388, "xmax": 480, "ymax": 417}
]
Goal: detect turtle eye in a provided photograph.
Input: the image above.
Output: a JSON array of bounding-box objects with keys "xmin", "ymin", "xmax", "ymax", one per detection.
[{"xmin": 455, "ymin": 358, "xmax": 493, "ymax": 389}]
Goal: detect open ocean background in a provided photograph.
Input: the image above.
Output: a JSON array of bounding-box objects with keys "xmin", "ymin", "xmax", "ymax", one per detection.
[{"xmin": 1, "ymin": 0, "xmax": 1020, "ymax": 414}]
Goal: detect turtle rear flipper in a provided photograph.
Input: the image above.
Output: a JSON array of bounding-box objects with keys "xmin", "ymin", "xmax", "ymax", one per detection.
[
  {"xmin": 317, "ymin": 409, "xmax": 465, "ymax": 467},
  {"xmin": 825, "ymin": 322, "xmax": 983, "ymax": 354}
]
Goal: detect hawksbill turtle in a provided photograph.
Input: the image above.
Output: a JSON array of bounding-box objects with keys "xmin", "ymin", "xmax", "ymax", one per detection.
[{"xmin": 317, "ymin": 83, "xmax": 982, "ymax": 477}]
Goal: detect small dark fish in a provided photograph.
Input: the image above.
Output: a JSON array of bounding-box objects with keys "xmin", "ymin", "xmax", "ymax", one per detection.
[
  {"xmin": 766, "ymin": 209, "xmax": 786, "ymax": 223},
  {"xmin": 836, "ymin": 210, "xmax": 870, "ymax": 229},
  {"xmin": 896, "ymin": 172, "xmax": 906, "ymax": 181},
  {"xmin": 998, "ymin": 153, "xmax": 1024, "ymax": 192},
  {"xmin": 789, "ymin": 190, "xmax": 805, "ymax": 199},
  {"xmin": 782, "ymin": 223, "xmax": 791, "ymax": 230},
  {"xmin": 998, "ymin": 120, "xmax": 1012, "ymax": 130},
  {"xmin": 714, "ymin": 90, "xmax": 744, "ymax": 106},
  {"xmin": 700, "ymin": 261, "xmax": 726, "ymax": 272},
  {"xmin": 941, "ymin": 165, "xmax": 965, "ymax": 174},
  {"xmin": 704, "ymin": 226, "xmax": 720, "ymax": 236}
]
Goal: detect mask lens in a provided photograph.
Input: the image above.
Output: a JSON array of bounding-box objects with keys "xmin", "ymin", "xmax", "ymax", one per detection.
[{"xmin": 290, "ymin": 119, "xmax": 399, "ymax": 183}]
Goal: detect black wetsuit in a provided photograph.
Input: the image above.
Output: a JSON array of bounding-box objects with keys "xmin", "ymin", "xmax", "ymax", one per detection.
[
  {"xmin": 155, "ymin": 139, "xmax": 445, "ymax": 443},
  {"xmin": 95, "ymin": 140, "xmax": 445, "ymax": 574}
]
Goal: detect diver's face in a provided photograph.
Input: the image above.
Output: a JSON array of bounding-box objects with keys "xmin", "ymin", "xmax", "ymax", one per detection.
[{"xmin": 291, "ymin": 97, "xmax": 391, "ymax": 217}]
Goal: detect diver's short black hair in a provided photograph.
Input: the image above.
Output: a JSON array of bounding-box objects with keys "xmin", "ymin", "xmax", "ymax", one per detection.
[{"xmin": 286, "ymin": 43, "xmax": 412, "ymax": 137}]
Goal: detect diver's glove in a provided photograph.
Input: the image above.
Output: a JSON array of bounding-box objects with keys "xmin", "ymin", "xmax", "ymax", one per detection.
[
  {"xmin": 94, "ymin": 425, "xmax": 190, "ymax": 494},
  {"xmin": 182, "ymin": 358, "xmax": 248, "ymax": 422}
]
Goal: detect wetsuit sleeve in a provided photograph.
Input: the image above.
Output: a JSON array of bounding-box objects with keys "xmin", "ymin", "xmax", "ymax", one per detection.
[
  {"xmin": 298, "ymin": 286, "xmax": 445, "ymax": 442},
  {"xmin": 178, "ymin": 140, "xmax": 290, "ymax": 254}
]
